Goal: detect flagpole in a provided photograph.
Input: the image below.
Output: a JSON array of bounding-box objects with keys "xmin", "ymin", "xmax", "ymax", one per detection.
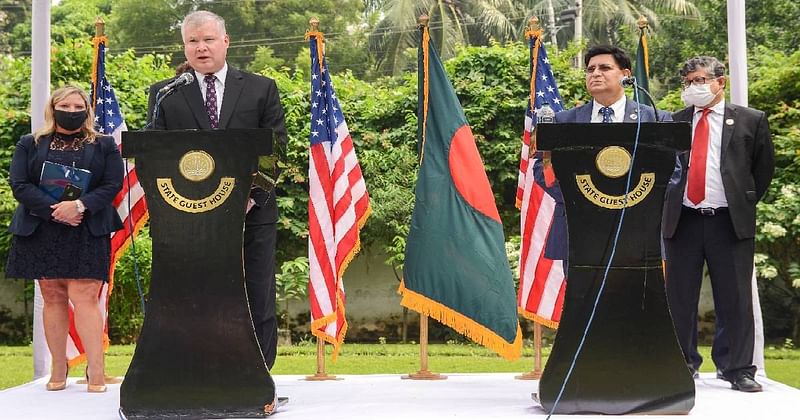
[
  {"xmin": 304, "ymin": 17, "xmax": 345, "ymax": 382},
  {"xmin": 74, "ymin": 17, "xmax": 123, "ymax": 386},
  {"xmin": 516, "ymin": 17, "xmax": 546, "ymax": 382},
  {"xmin": 402, "ymin": 314, "xmax": 446, "ymax": 380},
  {"xmin": 516, "ymin": 323, "xmax": 544, "ymax": 380},
  {"xmin": 304, "ymin": 336, "xmax": 341, "ymax": 381}
]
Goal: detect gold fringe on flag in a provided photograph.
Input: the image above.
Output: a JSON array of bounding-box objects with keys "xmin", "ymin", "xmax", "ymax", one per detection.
[
  {"xmin": 398, "ymin": 280, "xmax": 523, "ymax": 361},
  {"xmin": 418, "ymin": 16, "xmax": 431, "ymax": 166},
  {"xmin": 518, "ymin": 308, "xmax": 560, "ymax": 329}
]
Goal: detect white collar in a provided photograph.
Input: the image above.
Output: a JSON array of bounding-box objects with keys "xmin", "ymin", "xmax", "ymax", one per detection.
[
  {"xmin": 695, "ymin": 98, "xmax": 725, "ymax": 115},
  {"xmin": 591, "ymin": 95, "xmax": 627, "ymax": 121},
  {"xmin": 195, "ymin": 62, "xmax": 228, "ymax": 86}
]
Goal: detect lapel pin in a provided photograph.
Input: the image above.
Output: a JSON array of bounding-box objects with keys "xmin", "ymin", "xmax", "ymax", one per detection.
[
  {"xmin": 630, "ymin": 113, "xmax": 638, "ymax": 121},
  {"xmin": 726, "ymin": 118, "xmax": 735, "ymax": 126}
]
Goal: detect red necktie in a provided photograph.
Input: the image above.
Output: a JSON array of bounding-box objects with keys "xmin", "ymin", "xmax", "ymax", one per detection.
[{"xmin": 687, "ymin": 108, "xmax": 712, "ymax": 205}]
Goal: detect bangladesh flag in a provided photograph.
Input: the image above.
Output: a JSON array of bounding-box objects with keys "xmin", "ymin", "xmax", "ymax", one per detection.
[{"xmin": 399, "ymin": 23, "xmax": 522, "ymax": 360}]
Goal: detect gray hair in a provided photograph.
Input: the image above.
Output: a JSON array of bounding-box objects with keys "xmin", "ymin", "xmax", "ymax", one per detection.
[
  {"xmin": 181, "ymin": 11, "xmax": 227, "ymax": 39},
  {"xmin": 680, "ymin": 56, "xmax": 726, "ymax": 78}
]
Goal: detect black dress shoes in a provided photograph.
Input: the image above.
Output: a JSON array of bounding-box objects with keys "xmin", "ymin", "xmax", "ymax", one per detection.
[{"xmin": 731, "ymin": 372, "xmax": 763, "ymax": 392}]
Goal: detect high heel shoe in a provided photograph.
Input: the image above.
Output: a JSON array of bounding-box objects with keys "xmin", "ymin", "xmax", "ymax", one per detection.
[
  {"xmin": 45, "ymin": 363, "xmax": 69, "ymax": 391},
  {"xmin": 85, "ymin": 368, "xmax": 107, "ymax": 393}
]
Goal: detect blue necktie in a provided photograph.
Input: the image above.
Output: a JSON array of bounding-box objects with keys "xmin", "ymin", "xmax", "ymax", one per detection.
[{"xmin": 600, "ymin": 106, "xmax": 614, "ymax": 123}]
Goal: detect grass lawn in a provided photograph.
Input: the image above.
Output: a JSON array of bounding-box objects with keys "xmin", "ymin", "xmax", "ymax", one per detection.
[{"xmin": 2, "ymin": 343, "xmax": 798, "ymax": 391}]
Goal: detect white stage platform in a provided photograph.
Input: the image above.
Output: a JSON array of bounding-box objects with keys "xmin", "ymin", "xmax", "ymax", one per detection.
[{"xmin": 1, "ymin": 373, "xmax": 797, "ymax": 419}]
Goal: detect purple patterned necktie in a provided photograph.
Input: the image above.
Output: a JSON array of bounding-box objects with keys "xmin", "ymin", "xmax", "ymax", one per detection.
[{"xmin": 204, "ymin": 74, "xmax": 219, "ymax": 129}]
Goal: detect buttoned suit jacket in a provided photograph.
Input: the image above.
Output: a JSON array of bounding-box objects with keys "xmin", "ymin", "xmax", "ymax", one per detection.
[
  {"xmin": 147, "ymin": 66, "xmax": 288, "ymax": 225},
  {"xmin": 554, "ymin": 98, "xmax": 667, "ymax": 123},
  {"xmin": 8, "ymin": 134, "xmax": 124, "ymax": 237},
  {"xmin": 662, "ymin": 103, "xmax": 774, "ymax": 240}
]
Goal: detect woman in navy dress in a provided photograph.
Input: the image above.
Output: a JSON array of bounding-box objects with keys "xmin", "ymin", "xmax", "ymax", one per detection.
[{"xmin": 6, "ymin": 86, "xmax": 124, "ymax": 392}]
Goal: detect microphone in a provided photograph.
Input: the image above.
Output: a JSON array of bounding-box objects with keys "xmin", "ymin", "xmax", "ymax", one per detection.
[
  {"xmin": 157, "ymin": 72, "xmax": 195, "ymax": 95},
  {"xmin": 619, "ymin": 75, "xmax": 661, "ymax": 122},
  {"xmin": 620, "ymin": 76, "xmax": 637, "ymax": 87}
]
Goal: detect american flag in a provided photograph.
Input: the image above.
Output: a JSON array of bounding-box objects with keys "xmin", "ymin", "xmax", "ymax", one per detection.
[
  {"xmin": 516, "ymin": 34, "xmax": 568, "ymax": 328},
  {"xmin": 70, "ymin": 35, "xmax": 148, "ymax": 364},
  {"xmin": 306, "ymin": 32, "xmax": 370, "ymax": 357}
]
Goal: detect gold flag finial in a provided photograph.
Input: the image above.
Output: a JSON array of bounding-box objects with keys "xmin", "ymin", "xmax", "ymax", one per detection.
[
  {"xmin": 637, "ymin": 16, "xmax": 649, "ymax": 30},
  {"xmin": 525, "ymin": 16, "xmax": 543, "ymax": 40},
  {"xmin": 95, "ymin": 17, "xmax": 105, "ymax": 37},
  {"xmin": 418, "ymin": 14, "xmax": 430, "ymax": 28},
  {"xmin": 310, "ymin": 17, "xmax": 320, "ymax": 32},
  {"xmin": 528, "ymin": 16, "xmax": 540, "ymax": 32}
]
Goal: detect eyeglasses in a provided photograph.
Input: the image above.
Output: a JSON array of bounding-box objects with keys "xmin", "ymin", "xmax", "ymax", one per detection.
[
  {"xmin": 682, "ymin": 76, "xmax": 718, "ymax": 89},
  {"xmin": 585, "ymin": 64, "xmax": 619, "ymax": 74}
]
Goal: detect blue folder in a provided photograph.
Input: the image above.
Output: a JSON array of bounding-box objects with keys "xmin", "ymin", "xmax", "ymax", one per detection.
[{"xmin": 39, "ymin": 161, "xmax": 92, "ymax": 201}]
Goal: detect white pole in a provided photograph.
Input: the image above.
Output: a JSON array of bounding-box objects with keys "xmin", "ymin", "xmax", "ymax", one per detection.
[
  {"xmin": 545, "ymin": 0, "xmax": 557, "ymax": 45},
  {"xmin": 31, "ymin": 0, "xmax": 51, "ymax": 381},
  {"xmin": 727, "ymin": 0, "xmax": 748, "ymax": 106},
  {"xmin": 574, "ymin": 0, "xmax": 583, "ymax": 69}
]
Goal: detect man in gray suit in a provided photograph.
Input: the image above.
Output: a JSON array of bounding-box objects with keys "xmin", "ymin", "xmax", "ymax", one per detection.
[
  {"xmin": 662, "ymin": 56, "xmax": 774, "ymax": 392},
  {"xmin": 148, "ymin": 10, "xmax": 287, "ymax": 369},
  {"xmin": 555, "ymin": 45, "xmax": 665, "ymax": 123}
]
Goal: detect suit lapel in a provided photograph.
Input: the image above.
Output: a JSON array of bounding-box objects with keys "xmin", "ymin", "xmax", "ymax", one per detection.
[
  {"xmin": 577, "ymin": 102, "xmax": 593, "ymax": 122},
  {"xmin": 82, "ymin": 138, "xmax": 97, "ymax": 171},
  {"xmin": 219, "ymin": 67, "xmax": 244, "ymax": 129},
  {"xmin": 720, "ymin": 103, "xmax": 737, "ymax": 163},
  {"xmin": 180, "ymin": 77, "xmax": 211, "ymax": 129},
  {"xmin": 33, "ymin": 135, "xmax": 51, "ymax": 182},
  {"xmin": 623, "ymin": 99, "xmax": 639, "ymax": 122}
]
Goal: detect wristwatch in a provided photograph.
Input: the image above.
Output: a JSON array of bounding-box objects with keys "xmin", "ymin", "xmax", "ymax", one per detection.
[{"xmin": 75, "ymin": 200, "xmax": 86, "ymax": 214}]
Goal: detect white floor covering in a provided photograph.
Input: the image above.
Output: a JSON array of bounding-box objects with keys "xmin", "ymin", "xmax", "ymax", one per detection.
[{"xmin": 1, "ymin": 373, "xmax": 798, "ymax": 420}]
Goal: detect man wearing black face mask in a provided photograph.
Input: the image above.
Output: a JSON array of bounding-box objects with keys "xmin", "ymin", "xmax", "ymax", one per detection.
[{"xmin": 662, "ymin": 56, "xmax": 774, "ymax": 392}]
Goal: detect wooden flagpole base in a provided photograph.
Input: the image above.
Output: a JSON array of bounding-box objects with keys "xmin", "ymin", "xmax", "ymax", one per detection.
[
  {"xmin": 515, "ymin": 322, "xmax": 544, "ymax": 380},
  {"xmin": 401, "ymin": 314, "xmax": 447, "ymax": 380},
  {"xmin": 401, "ymin": 370, "xmax": 447, "ymax": 380},
  {"xmin": 303, "ymin": 337, "xmax": 342, "ymax": 381}
]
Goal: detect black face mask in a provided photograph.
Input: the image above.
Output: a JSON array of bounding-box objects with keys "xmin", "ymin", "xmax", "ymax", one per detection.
[{"xmin": 54, "ymin": 110, "xmax": 88, "ymax": 131}]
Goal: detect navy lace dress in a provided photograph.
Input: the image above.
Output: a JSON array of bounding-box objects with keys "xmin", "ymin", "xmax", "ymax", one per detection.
[{"xmin": 6, "ymin": 133, "xmax": 111, "ymax": 282}]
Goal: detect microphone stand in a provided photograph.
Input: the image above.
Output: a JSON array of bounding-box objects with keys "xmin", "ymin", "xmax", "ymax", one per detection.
[
  {"xmin": 143, "ymin": 90, "xmax": 171, "ymax": 130},
  {"xmin": 627, "ymin": 79, "xmax": 662, "ymax": 122}
]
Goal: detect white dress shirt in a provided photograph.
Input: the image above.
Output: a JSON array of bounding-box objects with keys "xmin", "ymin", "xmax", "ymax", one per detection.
[
  {"xmin": 195, "ymin": 62, "xmax": 228, "ymax": 120},
  {"xmin": 683, "ymin": 99, "xmax": 728, "ymax": 208},
  {"xmin": 590, "ymin": 95, "xmax": 626, "ymax": 123}
]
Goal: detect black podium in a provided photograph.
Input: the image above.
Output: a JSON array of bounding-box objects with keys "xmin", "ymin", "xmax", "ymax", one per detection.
[
  {"xmin": 536, "ymin": 123, "xmax": 695, "ymax": 415},
  {"xmin": 119, "ymin": 129, "xmax": 276, "ymax": 418}
]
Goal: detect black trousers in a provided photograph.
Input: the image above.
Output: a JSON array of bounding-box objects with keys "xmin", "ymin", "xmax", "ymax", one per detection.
[
  {"xmin": 664, "ymin": 206, "xmax": 756, "ymax": 380},
  {"xmin": 244, "ymin": 222, "xmax": 278, "ymax": 370}
]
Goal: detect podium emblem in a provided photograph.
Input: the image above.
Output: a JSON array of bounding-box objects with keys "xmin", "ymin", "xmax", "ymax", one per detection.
[
  {"xmin": 179, "ymin": 150, "xmax": 215, "ymax": 182},
  {"xmin": 595, "ymin": 146, "xmax": 631, "ymax": 178}
]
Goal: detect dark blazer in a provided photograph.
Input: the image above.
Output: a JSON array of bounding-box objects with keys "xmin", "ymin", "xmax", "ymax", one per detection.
[
  {"xmin": 662, "ymin": 103, "xmax": 775, "ymax": 239},
  {"xmin": 8, "ymin": 134, "xmax": 124, "ymax": 237},
  {"xmin": 147, "ymin": 66, "xmax": 288, "ymax": 225},
  {"xmin": 555, "ymin": 98, "xmax": 669, "ymax": 123}
]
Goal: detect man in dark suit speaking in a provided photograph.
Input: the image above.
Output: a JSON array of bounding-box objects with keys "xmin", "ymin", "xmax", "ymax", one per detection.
[
  {"xmin": 148, "ymin": 10, "xmax": 288, "ymax": 369},
  {"xmin": 662, "ymin": 56, "xmax": 774, "ymax": 392},
  {"xmin": 555, "ymin": 45, "xmax": 665, "ymax": 123}
]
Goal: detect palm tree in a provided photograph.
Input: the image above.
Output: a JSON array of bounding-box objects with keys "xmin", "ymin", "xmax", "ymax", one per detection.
[
  {"xmin": 368, "ymin": 0, "xmax": 699, "ymax": 75},
  {"xmin": 369, "ymin": 0, "xmax": 471, "ymax": 76},
  {"xmin": 578, "ymin": 0, "xmax": 699, "ymax": 46}
]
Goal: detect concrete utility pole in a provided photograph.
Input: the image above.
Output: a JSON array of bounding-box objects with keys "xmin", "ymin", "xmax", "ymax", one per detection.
[
  {"xmin": 546, "ymin": 0, "xmax": 558, "ymax": 45},
  {"xmin": 31, "ymin": 0, "xmax": 51, "ymax": 380},
  {"xmin": 727, "ymin": 0, "xmax": 748, "ymax": 106},
  {"xmin": 575, "ymin": 0, "xmax": 583, "ymax": 68}
]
